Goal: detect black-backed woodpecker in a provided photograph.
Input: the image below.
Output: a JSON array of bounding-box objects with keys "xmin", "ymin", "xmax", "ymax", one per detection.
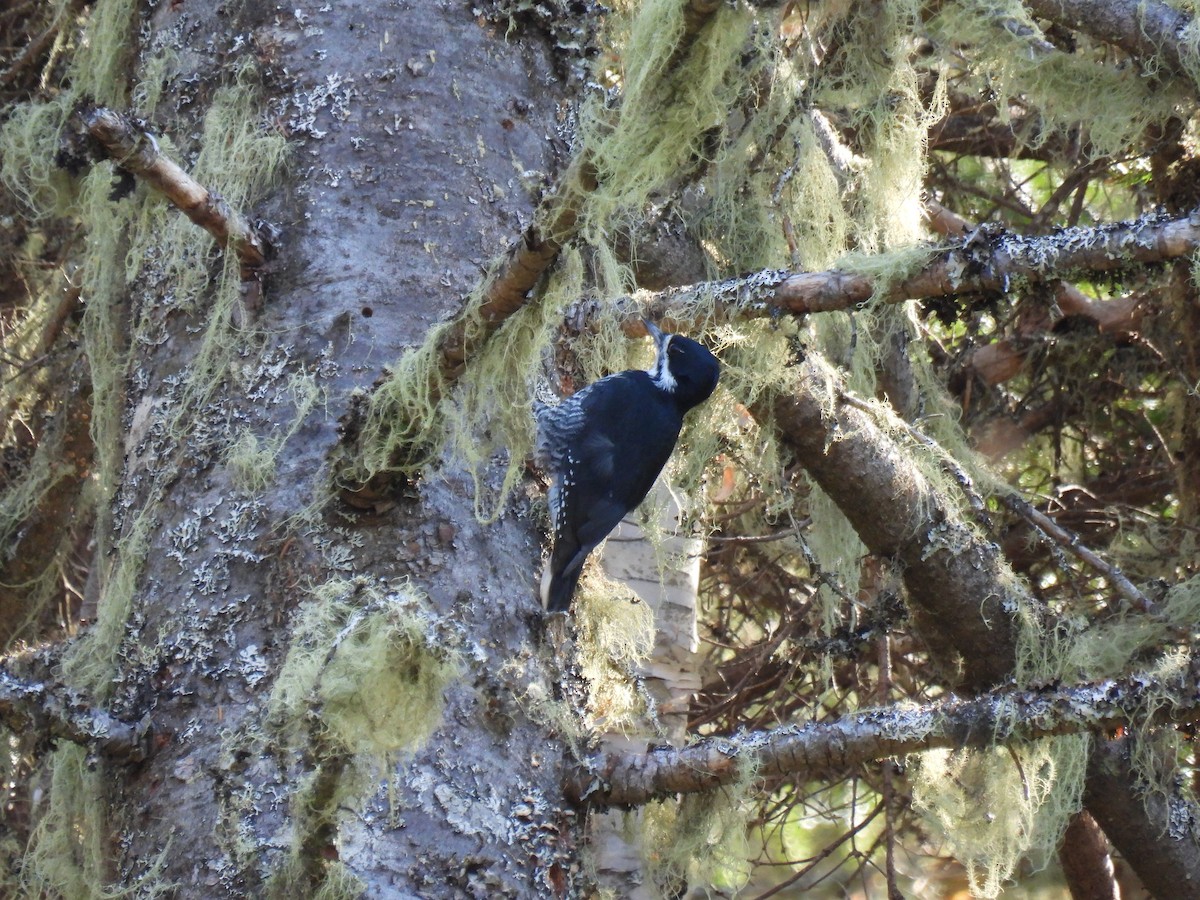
[{"xmin": 535, "ymin": 320, "xmax": 720, "ymax": 613}]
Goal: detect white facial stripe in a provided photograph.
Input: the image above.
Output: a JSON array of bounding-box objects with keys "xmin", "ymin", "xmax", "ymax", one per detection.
[{"xmin": 651, "ymin": 335, "xmax": 677, "ymax": 392}]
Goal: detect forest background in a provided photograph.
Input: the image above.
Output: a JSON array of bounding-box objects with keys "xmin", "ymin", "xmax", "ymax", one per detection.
[{"xmin": 5, "ymin": 0, "xmax": 1200, "ymax": 897}]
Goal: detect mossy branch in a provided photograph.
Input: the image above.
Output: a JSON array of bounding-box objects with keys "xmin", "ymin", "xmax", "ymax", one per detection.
[
  {"xmin": 0, "ymin": 667, "xmax": 149, "ymax": 764},
  {"xmin": 761, "ymin": 351, "xmax": 1022, "ymax": 692},
  {"xmin": 923, "ymin": 199, "xmax": 1140, "ymax": 330},
  {"xmin": 436, "ymin": 158, "xmax": 595, "ymax": 379},
  {"xmin": 554, "ymin": 208, "xmax": 1200, "ymax": 347},
  {"xmin": 81, "ymin": 107, "xmax": 272, "ymax": 272},
  {"xmin": 567, "ymin": 655, "xmax": 1200, "ymax": 807},
  {"xmin": 760, "ymin": 349, "xmax": 1200, "ymax": 893},
  {"xmin": 608, "ymin": 206, "xmax": 1200, "ymax": 328},
  {"xmin": 1025, "ymin": 0, "xmax": 1197, "ymax": 84}
]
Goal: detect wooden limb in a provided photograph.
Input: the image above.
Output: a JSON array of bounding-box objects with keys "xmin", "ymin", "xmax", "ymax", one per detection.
[
  {"xmin": 435, "ymin": 157, "xmax": 595, "ymax": 379},
  {"xmin": 924, "ymin": 201, "xmax": 1144, "ymax": 396},
  {"xmin": 1084, "ymin": 737, "xmax": 1200, "ymax": 897},
  {"xmin": 1059, "ymin": 811, "xmax": 1120, "ymax": 900},
  {"xmin": 567, "ymin": 655, "xmax": 1200, "ymax": 807},
  {"xmin": 1000, "ymin": 492, "xmax": 1155, "ymax": 614},
  {"xmin": 1026, "ymin": 0, "xmax": 1195, "ymax": 83},
  {"xmin": 82, "ymin": 107, "xmax": 271, "ymax": 272},
  {"xmin": 757, "ymin": 350, "xmax": 1200, "ymax": 891},
  {"xmin": 762, "ymin": 352, "xmax": 1021, "ymax": 692},
  {"xmin": 777, "ymin": 207, "xmax": 1200, "ymax": 313},
  {"xmin": 570, "ymin": 206, "xmax": 1200, "ymax": 335},
  {"xmin": 0, "ymin": 667, "xmax": 149, "ymax": 764}
]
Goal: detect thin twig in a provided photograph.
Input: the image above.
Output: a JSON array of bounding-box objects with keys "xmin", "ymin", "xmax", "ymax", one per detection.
[{"xmin": 1000, "ymin": 492, "xmax": 1156, "ymax": 614}]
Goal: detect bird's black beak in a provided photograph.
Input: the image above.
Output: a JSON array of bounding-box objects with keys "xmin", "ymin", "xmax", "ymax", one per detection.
[{"xmin": 642, "ymin": 318, "xmax": 666, "ymax": 350}]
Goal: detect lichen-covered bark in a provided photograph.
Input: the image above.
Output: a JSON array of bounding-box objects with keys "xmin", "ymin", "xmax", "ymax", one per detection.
[
  {"xmin": 566, "ymin": 206, "xmax": 1200, "ymax": 333},
  {"xmin": 42, "ymin": 1, "xmax": 586, "ymax": 895},
  {"xmin": 568, "ymin": 655, "xmax": 1200, "ymax": 806}
]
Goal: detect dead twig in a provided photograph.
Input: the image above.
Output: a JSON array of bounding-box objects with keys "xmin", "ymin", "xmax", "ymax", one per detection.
[{"xmin": 82, "ymin": 107, "xmax": 272, "ymax": 272}]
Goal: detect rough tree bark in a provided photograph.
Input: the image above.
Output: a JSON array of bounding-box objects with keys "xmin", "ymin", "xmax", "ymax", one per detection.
[{"xmin": 14, "ymin": 2, "xmax": 589, "ymax": 896}]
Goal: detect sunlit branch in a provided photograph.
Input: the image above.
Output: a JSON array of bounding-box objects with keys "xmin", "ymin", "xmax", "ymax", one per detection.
[
  {"xmin": 563, "ymin": 207, "xmax": 1200, "ymax": 338},
  {"xmin": 567, "ymin": 657, "xmax": 1200, "ymax": 807},
  {"xmin": 83, "ymin": 107, "xmax": 271, "ymax": 271},
  {"xmin": 1025, "ymin": 0, "xmax": 1195, "ymax": 83}
]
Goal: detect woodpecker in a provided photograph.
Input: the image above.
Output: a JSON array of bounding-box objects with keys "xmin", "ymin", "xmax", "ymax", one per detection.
[{"xmin": 535, "ymin": 320, "xmax": 720, "ymax": 613}]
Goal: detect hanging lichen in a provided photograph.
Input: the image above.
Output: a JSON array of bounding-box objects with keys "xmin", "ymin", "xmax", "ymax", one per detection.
[
  {"xmin": 262, "ymin": 578, "xmax": 460, "ymax": 895},
  {"xmin": 642, "ymin": 757, "xmax": 757, "ymax": 895},
  {"xmin": 0, "ymin": 2, "xmax": 292, "ymax": 891},
  {"xmin": 19, "ymin": 745, "xmax": 172, "ymax": 898},
  {"xmin": 573, "ymin": 569, "xmax": 657, "ymax": 733},
  {"xmin": 58, "ymin": 71, "xmax": 287, "ymax": 699},
  {"xmin": 927, "ymin": 0, "xmax": 1187, "ymax": 161},
  {"xmin": 911, "ymin": 734, "xmax": 1089, "ymax": 898}
]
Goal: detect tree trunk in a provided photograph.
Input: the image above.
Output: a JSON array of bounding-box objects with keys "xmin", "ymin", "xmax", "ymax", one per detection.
[{"xmin": 19, "ymin": 2, "xmax": 588, "ymax": 896}]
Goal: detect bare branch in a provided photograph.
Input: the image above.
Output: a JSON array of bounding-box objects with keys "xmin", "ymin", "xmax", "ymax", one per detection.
[
  {"xmin": 1000, "ymin": 493, "xmax": 1155, "ymax": 614},
  {"xmin": 82, "ymin": 107, "xmax": 271, "ymax": 271},
  {"xmin": 568, "ymin": 657, "xmax": 1200, "ymax": 806}
]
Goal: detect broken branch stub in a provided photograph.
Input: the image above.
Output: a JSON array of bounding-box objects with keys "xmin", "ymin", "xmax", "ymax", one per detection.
[{"xmin": 81, "ymin": 106, "xmax": 273, "ymax": 272}]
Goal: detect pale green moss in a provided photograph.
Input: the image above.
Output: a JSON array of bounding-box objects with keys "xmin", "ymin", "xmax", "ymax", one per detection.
[
  {"xmin": 263, "ymin": 578, "xmax": 460, "ymax": 893},
  {"xmin": 642, "ymin": 753, "xmax": 757, "ymax": 895},
  {"xmin": 927, "ymin": 0, "xmax": 1185, "ymax": 162},
  {"xmin": 911, "ymin": 734, "xmax": 1088, "ymax": 898},
  {"xmin": 20, "ymin": 745, "xmax": 174, "ymax": 899}
]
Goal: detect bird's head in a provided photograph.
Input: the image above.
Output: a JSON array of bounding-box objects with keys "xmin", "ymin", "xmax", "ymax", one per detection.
[{"xmin": 644, "ymin": 319, "xmax": 720, "ymax": 410}]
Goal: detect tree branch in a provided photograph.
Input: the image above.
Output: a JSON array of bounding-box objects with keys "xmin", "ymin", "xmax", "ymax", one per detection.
[
  {"xmin": 1000, "ymin": 492, "xmax": 1155, "ymax": 614},
  {"xmin": 777, "ymin": 208, "xmax": 1200, "ymax": 312},
  {"xmin": 82, "ymin": 107, "xmax": 272, "ymax": 271},
  {"xmin": 761, "ymin": 352, "xmax": 1021, "ymax": 691},
  {"xmin": 0, "ymin": 668, "xmax": 150, "ymax": 764},
  {"xmin": 433, "ymin": 157, "xmax": 594, "ymax": 380},
  {"xmin": 1026, "ymin": 0, "xmax": 1196, "ymax": 83},
  {"xmin": 755, "ymin": 349, "xmax": 1200, "ymax": 893},
  {"xmin": 568, "ymin": 656, "xmax": 1200, "ymax": 806},
  {"xmin": 568, "ymin": 206, "xmax": 1200, "ymax": 336}
]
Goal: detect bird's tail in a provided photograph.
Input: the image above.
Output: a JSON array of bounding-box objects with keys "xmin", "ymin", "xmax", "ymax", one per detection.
[
  {"xmin": 541, "ymin": 542, "xmax": 586, "ymax": 613},
  {"xmin": 541, "ymin": 568, "xmax": 582, "ymax": 613}
]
